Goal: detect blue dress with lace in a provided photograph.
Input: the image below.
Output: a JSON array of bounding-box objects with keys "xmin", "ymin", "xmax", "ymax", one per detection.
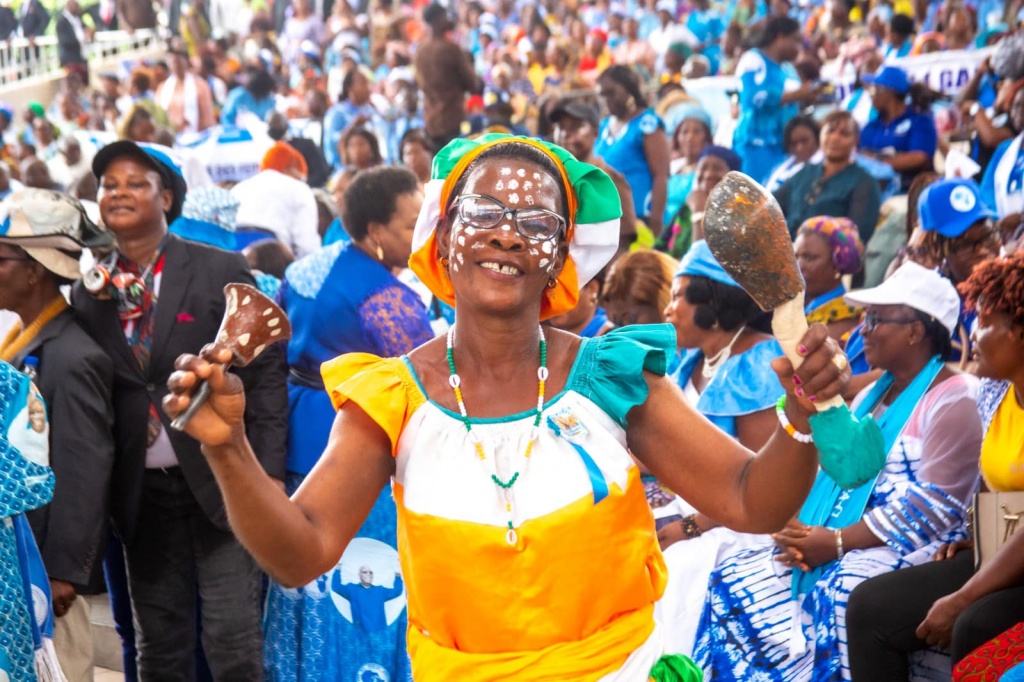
[
  {"xmin": 671, "ymin": 338, "xmax": 786, "ymax": 437},
  {"xmin": 264, "ymin": 242, "xmax": 433, "ymax": 682}
]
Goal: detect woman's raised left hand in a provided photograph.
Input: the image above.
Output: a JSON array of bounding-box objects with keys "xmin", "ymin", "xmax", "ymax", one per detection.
[{"xmin": 771, "ymin": 324, "xmax": 851, "ymax": 420}]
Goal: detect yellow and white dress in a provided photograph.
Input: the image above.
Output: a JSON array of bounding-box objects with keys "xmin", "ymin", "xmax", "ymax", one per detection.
[{"xmin": 322, "ymin": 325, "xmax": 676, "ymax": 681}]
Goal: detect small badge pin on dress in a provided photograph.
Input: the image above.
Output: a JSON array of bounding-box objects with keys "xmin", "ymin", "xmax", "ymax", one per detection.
[{"xmin": 550, "ymin": 408, "xmax": 588, "ymax": 439}]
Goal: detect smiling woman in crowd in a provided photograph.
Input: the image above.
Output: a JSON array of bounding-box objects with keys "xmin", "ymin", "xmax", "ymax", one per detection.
[
  {"xmin": 694, "ymin": 262, "xmax": 983, "ymax": 682},
  {"xmin": 846, "ymin": 252, "xmax": 1024, "ymax": 681},
  {"xmin": 164, "ymin": 134, "xmax": 849, "ymax": 681}
]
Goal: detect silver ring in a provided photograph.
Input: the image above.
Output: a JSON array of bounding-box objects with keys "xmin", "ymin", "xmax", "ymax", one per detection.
[{"xmin": 832, "ymin": 354, "xmax": 849, "ymax": 372}]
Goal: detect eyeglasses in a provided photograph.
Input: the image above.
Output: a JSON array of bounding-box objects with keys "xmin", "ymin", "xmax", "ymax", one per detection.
[
  {"xmin": 862, "ymin": 313, "xmax": 919, "ymax": 334},
  {"xmin": 450, "ymin": 194, "xmax": 566, "ymax": 242}
]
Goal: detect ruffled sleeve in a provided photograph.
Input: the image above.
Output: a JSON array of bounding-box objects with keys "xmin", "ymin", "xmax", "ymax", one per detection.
[
  {"xmin": 320, "ymin": 353, "xmax": 425, "ymax": 456},
  {"xmin": 572, "ymin": 323, "xmax": 677, "ymax": 428},
  {"xmin": 697, "ymin": 338, "xmax": 786, "ymax": 417}
]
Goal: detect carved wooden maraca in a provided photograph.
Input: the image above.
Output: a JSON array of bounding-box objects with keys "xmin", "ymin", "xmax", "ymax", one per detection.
[{"xmin": 170, "ymin": 283, "xmax": 292, "ymax": 432}]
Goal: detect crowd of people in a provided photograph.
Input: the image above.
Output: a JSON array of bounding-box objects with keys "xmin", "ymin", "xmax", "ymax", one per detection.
[{"xmin": 0, "ymin": 0, "xmax": 1023, "ymax": 680}]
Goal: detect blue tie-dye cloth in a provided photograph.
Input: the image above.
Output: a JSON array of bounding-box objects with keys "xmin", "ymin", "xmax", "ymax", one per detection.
[{"xmin": 0, "ymin": 362, "xmax": 56, "ymax": 682}]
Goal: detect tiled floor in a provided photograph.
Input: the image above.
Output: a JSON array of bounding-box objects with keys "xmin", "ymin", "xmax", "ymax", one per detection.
[{"xmin": 95, "ymin": 668, "xmax": 124, "ymax": 681}]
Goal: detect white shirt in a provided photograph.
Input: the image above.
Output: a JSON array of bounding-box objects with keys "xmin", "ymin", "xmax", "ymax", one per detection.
[
  {"xmin": 231, "ymin": 169, "xmax": 321, "ymax": 257},
  {"xmin": 648, "ymin": 21, "xmax": 699, "ymax": 56}
]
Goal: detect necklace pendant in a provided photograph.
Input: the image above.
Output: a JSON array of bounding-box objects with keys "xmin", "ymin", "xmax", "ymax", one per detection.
[{"xmin": 505, "ymin": 527, "xmax": 517, "ymax": 545}]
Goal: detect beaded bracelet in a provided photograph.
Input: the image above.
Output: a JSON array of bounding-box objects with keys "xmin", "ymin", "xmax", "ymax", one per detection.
[
  {"xmin": 775, "ymin": 396, "xmax": 814, "ymax": 444},
  {"xmin": 679, "ymin": 514, "xmax": 703, "ymax": 539},
  {"xmin": 835, "ymin": 528, "xmax": 845, "ymax": 560}
]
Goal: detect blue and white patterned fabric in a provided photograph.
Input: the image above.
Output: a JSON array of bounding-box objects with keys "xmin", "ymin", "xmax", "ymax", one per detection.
[
  {"xmin": 692, "ymin": 374, "xmax": 982, "ymax": 682},
  {"xmin": 0, "ymin": 361, "xmax": 56, "ymax": 682},
  {"xmin": 264, "ymin": 243, "xmax": 433, "ymax": 682},
  {"xmin": 169, "ymin": 185, "xmax": 239, "ymax": 251}
]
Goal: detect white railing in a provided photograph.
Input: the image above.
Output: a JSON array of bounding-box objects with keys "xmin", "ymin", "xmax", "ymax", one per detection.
[{"xmin": 0, "ymin": 28, "xmax": 162, "ymax": 87}]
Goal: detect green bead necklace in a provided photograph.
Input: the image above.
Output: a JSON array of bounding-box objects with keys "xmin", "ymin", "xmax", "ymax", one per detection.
[{"xmin": 446, "ymin": 324, "xmax": 547, "ymax": 545}]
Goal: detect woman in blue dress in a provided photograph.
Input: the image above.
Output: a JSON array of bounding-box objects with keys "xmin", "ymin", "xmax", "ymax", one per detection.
[
  {"xmin": 654, "ymin": 241, "xmax": 786, "ymax": 656},
  {"xmin": 263, "ymin": 167, "xmax": 434, "ymax": 682},
  {"xmin": 595, "ymin": 65, "xmax": 671, "ymax": 243},
  {"xmin": 733, "ymin": 16, "xmax": 819, "ymax": 185},
  {"xmin": 322, "ymin": 68, "xmax": 381, "ymax": 172}
]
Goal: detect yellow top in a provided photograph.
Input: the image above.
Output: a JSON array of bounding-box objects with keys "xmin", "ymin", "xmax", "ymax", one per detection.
[{"xmin": 981, "ymin": 389, "xmax": 1024, "ymax": 492}]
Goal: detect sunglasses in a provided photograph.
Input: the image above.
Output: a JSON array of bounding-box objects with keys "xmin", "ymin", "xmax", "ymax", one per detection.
[{"xmin": 862, "ymin": 312, "xmax": 919, "ymax": 334}]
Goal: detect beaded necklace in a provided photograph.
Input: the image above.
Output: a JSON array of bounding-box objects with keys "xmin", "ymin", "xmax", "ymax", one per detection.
[{"xmin": 446, "ymin": 324, "xmax": 547, "ymax": 545}]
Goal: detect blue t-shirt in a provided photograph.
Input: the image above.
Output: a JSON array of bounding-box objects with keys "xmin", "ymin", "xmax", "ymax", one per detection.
[
  {"xmin": 595, "ymin": 108, "xmax": 663, "ymax": 219},
  {"xmin": 220, "ymin": 87, "xmax": 276, "ymax": 128},
  {"xmin": 859, "ymin": 109, "xmax": 937, "ymax": 191}
]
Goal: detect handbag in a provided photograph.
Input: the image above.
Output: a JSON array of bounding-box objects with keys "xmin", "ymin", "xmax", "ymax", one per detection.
[{"xmin": 973, "ymin": 491, "xmax": 1024, "ymax": 569}]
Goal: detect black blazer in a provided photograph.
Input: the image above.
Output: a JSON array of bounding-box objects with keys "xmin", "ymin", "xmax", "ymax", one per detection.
[
  {"xmin": 72, "ymin": 235, "xmax": 289, "ymax": 546},
  {"xmin": 56, "ymin": 13, "xmax": 85, "ymax": 67},
  {"xmin": 18, "ymin": 0, "xmax": 50, "ymax": 38},
  {"xmin": 0, "ymin": 7, "xmax": 18, "ymax": 40},
  {"xmin": 19, "ymin": 309, "xmax": 115, "ymax": 594}
]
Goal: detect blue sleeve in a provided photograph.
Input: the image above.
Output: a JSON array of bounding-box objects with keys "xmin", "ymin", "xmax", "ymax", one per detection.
[
  {"xmin": 382, "ymin": 576, "xmax": 403, "ymax": 600},
  {"xmin": 739, "ymin": 69, "xmax": 783, "ymax": 110},
  {"xmin": 980, "ymin": 139, "xmax": 1010, "ymax": 213},
  {"xmin": 571, "ymin": 323, "xmax": 677, "ymax": 428},
  {"xmin": 907, "ymin": 114, "xmax": 937, "ymax": 157},
  {"xmin": 323, "ymin": 106, "xmax": 351, "ymax": 171},
  {"xmin": 0, "ymin": 367, "xmax": 55, "ymax": 517},
  {"xmin": 220, "ymin": 88, "xmax": 242, "ymax": 127},
  {"xmin": 357, "ymin": 283, "xmax": 436, "ymax": 357}
]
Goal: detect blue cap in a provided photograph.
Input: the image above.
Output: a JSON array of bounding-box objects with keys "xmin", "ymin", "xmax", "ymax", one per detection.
[
  {"xmin": 698, "ymin": 145, "xmax": 742, "ymax": 172},
  {"xmin": 676, "ymin": 240, "xmax": 739, "ymax": 288},
  {"xmin": 918, "ymin": 178, "xmax": 995, "ymax": 238},
  {"xmin": 92, "ymin": 140, "xmax": 188, "ymax": 222},
  {"xmin": 862, "ymin": 65, "xmax": 910, "ymax": 95}
]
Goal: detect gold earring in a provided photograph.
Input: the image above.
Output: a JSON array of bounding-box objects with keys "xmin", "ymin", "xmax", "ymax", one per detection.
[
  {"xmin": 547, "ymin": 278, "xmax": 557, "ymax": 289},
  {"xmin": 376, "ymin": 243, "xmax": 384, "ymax": 261}
]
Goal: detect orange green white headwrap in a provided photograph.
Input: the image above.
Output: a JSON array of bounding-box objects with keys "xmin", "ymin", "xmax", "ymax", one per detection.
[{"xmin": 409, "ymin": 134, "xmax": 623, "ymax": 320}]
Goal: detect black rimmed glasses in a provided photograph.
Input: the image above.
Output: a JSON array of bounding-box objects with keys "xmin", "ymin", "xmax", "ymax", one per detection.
[
  {"xmin": 450, "ymin": 194, "xmax": 566, "ymax": 242},
  {"xmin": 862, "ymin": 312, "xmax": 919, "ymax": 334}
]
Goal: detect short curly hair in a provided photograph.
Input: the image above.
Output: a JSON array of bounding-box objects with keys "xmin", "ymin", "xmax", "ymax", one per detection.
[
  {"xmin": 602, "ymin": 250, "xmax": 677, "ymax": 315},
  {"xmin": 958, "ymin": 252, "xmax": 1024, "ymax": 330}
]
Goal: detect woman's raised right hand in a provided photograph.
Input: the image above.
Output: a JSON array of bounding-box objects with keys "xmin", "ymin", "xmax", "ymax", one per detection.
[{"xmin": 164, "ymin": 345, "xmax": 248, "ymax": 449}]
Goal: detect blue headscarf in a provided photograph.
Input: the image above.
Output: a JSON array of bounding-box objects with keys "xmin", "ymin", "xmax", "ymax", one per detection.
[
  {"xmin": 675, "ymin": 240, "xmax": 740, "ymax": 288},
  {"xmin": 698, "ymin": 145, "xmax": 742, "ymax": 172}
]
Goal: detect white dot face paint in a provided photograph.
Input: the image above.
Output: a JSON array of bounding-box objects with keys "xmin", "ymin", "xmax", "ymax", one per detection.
[
  {"xmin": 456, "ymin": 252, "xmax": 464, "ymax": 264},
  {"xmin": 529, "ymin": 248, "xmax": 539, "ymax": 256},
  {"xmin": 463, "ymin": 226, "xmax": 477, "ymax": 236},
  {"xmin": 516, "ymin": 169, "xmax": 526, "ymax": 178},
  {"xmin": 495, "ymin": 180, "xmax": 504, "ymax": 191},
  {"xmin": 508, "ymin": 193, "xmax": 520, "ymax": 204},
  {"xmin": 452, "ymin": 262, "xmax": 460, "ymax": 272},
  {"xmin": 523, "ymin": 181, "xmax": 533, "ymax": 191},
  {"xmin": 525, "ymin": 195, "xmax": 535, "ymax": 206},
  {"xmin": 500, "ymin": 168, "xmax": 512, "ymax": 176},
  {"xmin": 471, "ymin": 242, "xmax": 485, "ymax": 249},
  {"xmin": 533, "ymin": 172, "xmax": 541, "ymax": 180},
  {"xmin": 457, "ymin": 235, "xmax": 466, "ymax": 246},
  {"xmin": 541, "ymin": 241, "xmax": 553, "ymax": 254},
  {"xmin": 501, "ymin": 223, "xmax": 512, "ymax": 232},
  {"xmin": 508, "ymin": 179, "xmax": 519, "ymax": 190},
  {"xmin": 539, "ymin": 258, "xmax": 550, "ymax": 269}
]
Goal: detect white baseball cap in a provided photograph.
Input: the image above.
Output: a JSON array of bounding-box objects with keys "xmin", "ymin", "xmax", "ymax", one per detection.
[{"xmin": 844, "ymin": 261, "xmax": 960, "ymax": 334}]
